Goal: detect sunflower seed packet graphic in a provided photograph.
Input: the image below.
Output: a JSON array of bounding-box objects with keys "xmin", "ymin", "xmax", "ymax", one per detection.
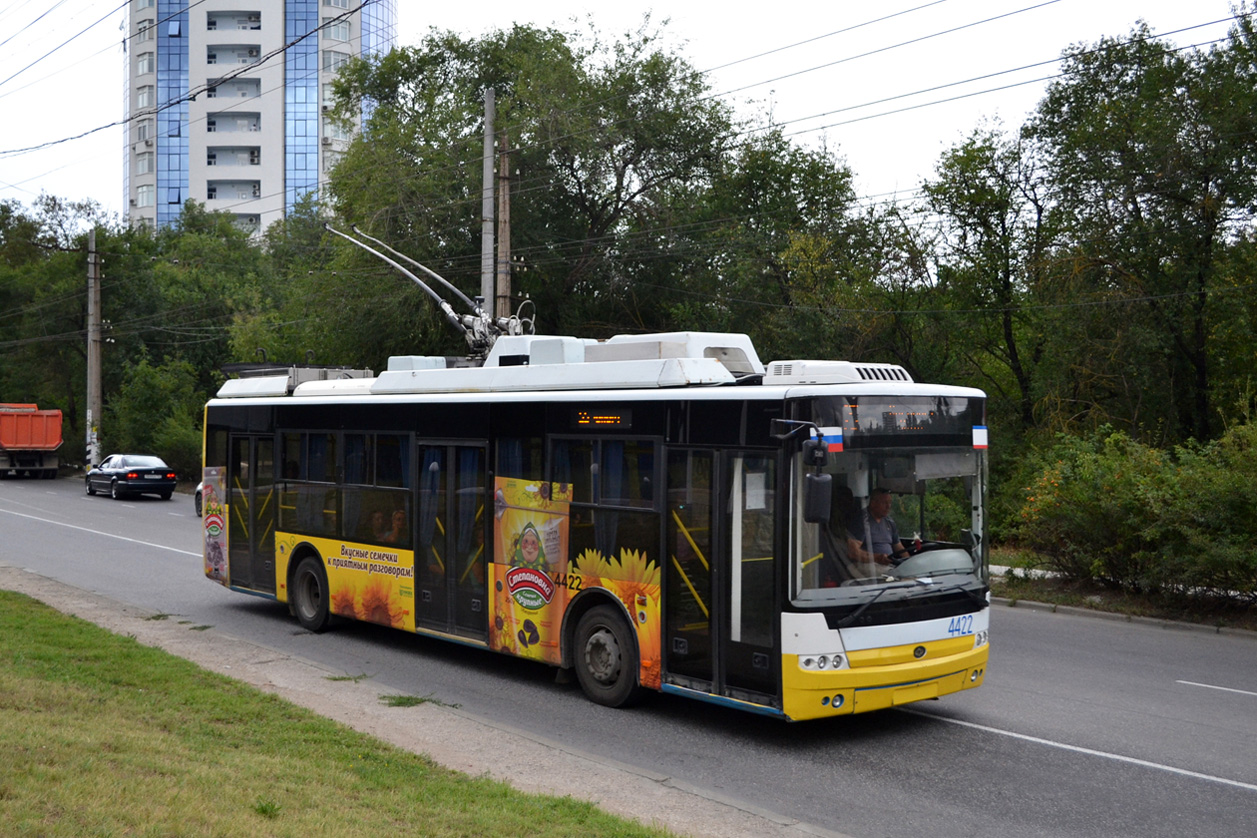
[{"xmin": 490, "ymin": 478, "xmax": 571, "ymax": 662}]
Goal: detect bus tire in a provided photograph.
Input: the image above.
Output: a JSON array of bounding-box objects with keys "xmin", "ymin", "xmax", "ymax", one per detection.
[
  {"xmin": 292, "ymin": 556, "xmax": 333, "ymax": 633},
  {"xmin": 573, "ymin": 604, "xmax": 644, "ymax": 708}
]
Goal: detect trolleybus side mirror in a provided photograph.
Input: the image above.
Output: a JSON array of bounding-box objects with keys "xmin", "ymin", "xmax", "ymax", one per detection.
[
  {"xmin": 801, "ymin": 438, "xmax": 828, "ymax": 468},
  {"xmin": 803, "ymin": 472, "xmax": 832, "ymax": 524}
]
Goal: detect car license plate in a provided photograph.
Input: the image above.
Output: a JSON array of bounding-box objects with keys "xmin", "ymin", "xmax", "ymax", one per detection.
[{"xmin": 145, "ymin": 474, "xmax": 161, "ymax": 479}]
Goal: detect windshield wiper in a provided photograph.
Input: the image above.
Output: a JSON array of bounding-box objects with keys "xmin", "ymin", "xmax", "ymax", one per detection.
[
  {"xmin": 834, "ymin": 580, "xmax": 930, "ymax": 628},
  {"xmin": 920, "ymin": 582, "xmax": 988, "ymax": 608}
]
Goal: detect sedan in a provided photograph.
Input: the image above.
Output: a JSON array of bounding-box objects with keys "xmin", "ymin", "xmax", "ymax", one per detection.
[{"xmin": 85, "ymin": 454, "xmax": 177, "ymax": 500}]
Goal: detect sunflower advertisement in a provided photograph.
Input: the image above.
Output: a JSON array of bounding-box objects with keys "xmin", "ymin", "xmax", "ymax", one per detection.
[
  {"xmin": 490, "ymin": 477, "xmax": 663, "ymax": 689},
  {"xmin": 276, "ymin": 532, "xmax": 416, "ymax": 633},
  {"xmin": 490, "ymin": 477, "xmax": 571, "ymax": 663}
]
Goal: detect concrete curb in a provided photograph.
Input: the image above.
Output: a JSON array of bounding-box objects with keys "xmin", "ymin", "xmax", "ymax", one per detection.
[{"xmin": 991, "ymin": 595, "xmax": 1257, "ymax": 640}]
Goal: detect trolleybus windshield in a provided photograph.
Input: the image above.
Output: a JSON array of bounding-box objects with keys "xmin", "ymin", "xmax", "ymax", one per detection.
[{"xmin": 793, "ymin": 396, "xmax": 988, "ymax": 606}]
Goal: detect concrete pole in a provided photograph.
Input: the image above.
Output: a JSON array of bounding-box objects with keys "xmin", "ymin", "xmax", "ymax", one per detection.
[
  {"xmin": 86, "ymin": 229, "xmax": 102, "ymax": 467},
  {"xmin": 480, "ymin": 88, "xmax": 495, "ymax": 307},
  {"xmin": 496, "ymin": 132, "xmax": 511, "ymax": 320}
]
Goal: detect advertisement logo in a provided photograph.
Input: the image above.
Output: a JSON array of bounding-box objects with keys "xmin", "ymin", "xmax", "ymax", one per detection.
[
  {"xmin": 204, "ymin": 510, "xmax": 224, "ymax": 539},
  {"xmin": 505, "ymin": 566, "xmax": 555, "ymax": 610}
]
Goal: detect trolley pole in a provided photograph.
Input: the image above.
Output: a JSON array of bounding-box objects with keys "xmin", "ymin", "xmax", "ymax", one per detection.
[{"xmin": 85, "ymin": 229, "xmax": 102, "ymax": 467}]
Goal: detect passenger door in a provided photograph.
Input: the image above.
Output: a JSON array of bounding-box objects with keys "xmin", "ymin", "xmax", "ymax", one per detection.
[
  {"xmin": 664, "ymin": 449, "xmax": 779, "ymax": 704},
  {"xmin": 414, "ymin": 443, "xmax": 488, "ymax": 639},
  {"xmin": 227, "ymin": 435, "xmax": 276, "ymax": 593}
]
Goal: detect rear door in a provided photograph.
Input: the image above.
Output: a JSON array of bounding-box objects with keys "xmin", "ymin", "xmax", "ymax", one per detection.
[{"xmin": 227, "ymin": 435, "xmax": 276, "ymax": 593}]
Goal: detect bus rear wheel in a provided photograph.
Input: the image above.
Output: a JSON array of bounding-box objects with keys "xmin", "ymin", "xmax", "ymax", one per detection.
[
  {"xmin": 573, "ymin": 605, "xmax": 644, "ymax": 708},
  {"xmin": 292, "ymin": 556, "xmax": 332, "ymax": 633}
]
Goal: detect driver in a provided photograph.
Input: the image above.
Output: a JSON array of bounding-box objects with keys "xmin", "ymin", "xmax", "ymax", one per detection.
[{"xmin": 856, "ymin": 488, "xmax": 911, "ymax": 565}]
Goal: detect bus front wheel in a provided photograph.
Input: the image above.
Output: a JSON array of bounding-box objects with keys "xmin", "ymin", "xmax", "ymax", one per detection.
[
  {"xmin": 292, "ymin": 556, "xmax": 332, "ymax": 633},
  {"xmin": 573, "ymin": 605, "xmax": 644, "ymax": 708}
]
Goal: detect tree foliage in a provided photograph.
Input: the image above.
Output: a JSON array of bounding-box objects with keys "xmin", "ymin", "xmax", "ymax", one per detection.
[
  {"xmin": 2, "ymin": 13, "xmax": 1257, "ymax": 581},
  {"xmin": 1025, "ymin": 19, "xmax": 1257, "ymax": 441}
]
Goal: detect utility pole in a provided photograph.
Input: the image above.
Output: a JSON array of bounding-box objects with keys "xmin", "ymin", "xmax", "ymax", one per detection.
[
  {"xmin": 85, "ymin": 229, "xmax": 102, "ymax": 467},
  {"xmin": 480, "ymin": 88, "xmax": 495, "ymax": 307},
  {"xmin": 496, "ymin": 131, "xmax": 511, "ymax": 320}
]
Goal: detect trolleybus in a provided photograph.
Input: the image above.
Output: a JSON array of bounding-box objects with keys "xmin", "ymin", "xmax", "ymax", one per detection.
[{"xmin": 201, "ymin": 329, "xmax": 990, "ymax": 720}]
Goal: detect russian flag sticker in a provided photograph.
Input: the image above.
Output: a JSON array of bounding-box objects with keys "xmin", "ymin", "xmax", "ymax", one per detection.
[
  {"xmin": 812, "ymin": 426, "xmax": 844, "ymax": 452},
  {"xmin": 973, "ymin": 426, "xmax": 989, "ymax": 449}
]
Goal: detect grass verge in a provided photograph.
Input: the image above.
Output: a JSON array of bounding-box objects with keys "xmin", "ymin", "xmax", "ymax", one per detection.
[{"xmin": 0, "ymin": 590, "xmax": 672, "ymax": 838}]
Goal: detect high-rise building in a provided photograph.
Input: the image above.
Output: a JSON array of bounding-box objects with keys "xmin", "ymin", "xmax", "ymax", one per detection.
[{"xmin": 123, "ymin": 0, "xmax": 396, "ymax": 231}]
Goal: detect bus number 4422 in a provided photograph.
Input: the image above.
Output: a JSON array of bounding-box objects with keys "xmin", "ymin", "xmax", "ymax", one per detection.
[{"xmin": 947, "ymin": 615, "xmax": 974, "ymax": 636}]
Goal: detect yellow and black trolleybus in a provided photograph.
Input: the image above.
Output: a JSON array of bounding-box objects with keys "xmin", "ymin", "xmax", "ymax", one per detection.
[{"xmin": 201, "ymin": 330, "xmax": 989, "ymax": 721}]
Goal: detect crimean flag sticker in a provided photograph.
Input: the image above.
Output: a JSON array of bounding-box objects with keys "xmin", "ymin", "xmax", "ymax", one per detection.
[{"xmin": 973, "ymin": 426, "xmax": 989, "ymax": 449}]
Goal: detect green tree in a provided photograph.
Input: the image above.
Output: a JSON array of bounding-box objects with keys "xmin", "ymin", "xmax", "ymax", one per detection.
[
  {"xmin": 1026, "ymin": 17, "xmax": 1257, "ymax": 442},
  {"xmin": 922, "ymin": 126, "xmax": 1053, "ymax": 432},
  {"xmin": 322, "ymin": 21, "xmax": 736, "ymax": 353},
  {"xmin": 104, "ymin": 355, "xmax": 204, "ymax": 476}
]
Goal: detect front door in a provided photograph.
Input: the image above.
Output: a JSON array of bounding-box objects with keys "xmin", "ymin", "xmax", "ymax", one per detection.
[
  {"xmin": 665, "ymin": 449, "xmax": 779, "ymax": 704},
  {"xmin": 414, "ymin": 443, "xmax": 488, "ymax": 638},
  {"xmin": 227, "ymin": 435, "xmax": 276, "ymax": 593},
  {"xmin": 722, "ymin": 453, "xmax": 779, "ymax": 701}
]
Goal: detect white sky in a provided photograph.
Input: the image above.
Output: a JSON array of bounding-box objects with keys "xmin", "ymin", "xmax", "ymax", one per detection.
[{"xmin": 0, "ymin": 0, "xmax": 1243, "ymax": 222}]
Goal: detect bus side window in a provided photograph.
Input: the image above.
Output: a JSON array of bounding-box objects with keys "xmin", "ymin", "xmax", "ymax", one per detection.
[
  {"xmin": 551, "ymin": 439, "xmax": 593, "ymax": 504},
  {"xmin": 497, "ymin": 437, "xmax": 543, "ymax": 481},
  {"xmin": 376, "ymin": 434, "xmax": 409, "ymax": 488},
  {"xmin": 281, "ymin": 432, "xmax": 302, "ymax": 480}
]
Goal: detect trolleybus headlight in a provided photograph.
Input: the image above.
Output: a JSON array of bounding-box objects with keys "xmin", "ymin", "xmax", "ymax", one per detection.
[
  {"xmin": 975, "ymin": 630, "xmax": 989, "ymax": 648},
  {"xmin": 799, "ymin": 654, "xmax": 845, "ymax": 671}
]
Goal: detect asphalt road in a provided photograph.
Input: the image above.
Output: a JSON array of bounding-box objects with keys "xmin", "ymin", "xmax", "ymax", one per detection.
[{"xmin": 2, "ymin": 475, "xmax": 1255, "ymax": 838}]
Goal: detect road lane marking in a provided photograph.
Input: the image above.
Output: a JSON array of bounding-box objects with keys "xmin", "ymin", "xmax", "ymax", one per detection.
[
  {"xmin": 904, "ymin": 708, "xmax": 1257, "ymax": 792},
  {"xmin": 0, "ymin": 507, "xmax": 200, "ymax": 557},
  {"xmin": 1177, "ymin": 680, "xmax": 1257, "ymax": 698}
]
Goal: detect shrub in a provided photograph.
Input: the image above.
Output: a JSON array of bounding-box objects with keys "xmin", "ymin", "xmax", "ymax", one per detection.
[{"xmin": 1016, "ymin": 424, "xmax": 1257, "ymax": 602}]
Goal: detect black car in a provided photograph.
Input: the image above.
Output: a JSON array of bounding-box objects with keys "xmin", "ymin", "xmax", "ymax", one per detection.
[{"xmin": 85, "ymin": 454, "xmax": 177, "ymax": 500}]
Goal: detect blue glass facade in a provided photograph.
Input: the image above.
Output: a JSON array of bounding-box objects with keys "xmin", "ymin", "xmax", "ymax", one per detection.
[
  {"xmin": 134, "ymin": 1, "xmax": 394, "ymax": 226},
  {"xmin": 359, "ymin": 0, "xmax": 397, "ymax": 127},
  {"xmin": 156, "ymin": 1, "xmax": 189, "ymax": 228},
  {"xmin": 285, "ymin": 0, "xmax": 319, "ymax": 211}
]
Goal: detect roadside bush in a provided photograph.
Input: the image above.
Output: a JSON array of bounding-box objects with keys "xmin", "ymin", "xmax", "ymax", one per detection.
[
  {"xmin": 1148, "ymin": 425, "xmax": 1257, "ymax": 602},
  {"xmin": 1016, "ymin": 425, "xmax": 1257, "ymax": 603}
]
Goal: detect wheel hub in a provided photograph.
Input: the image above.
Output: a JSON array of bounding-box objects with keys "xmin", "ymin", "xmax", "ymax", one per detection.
[{"xmin": 584, "ymin": 627, "xmax": 622, "ymax": 684}]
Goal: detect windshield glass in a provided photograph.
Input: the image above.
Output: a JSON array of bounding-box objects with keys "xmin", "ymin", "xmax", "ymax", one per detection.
[{"xmin": 792, "ymin": 443, "xmax": 987, "ymax": 605}]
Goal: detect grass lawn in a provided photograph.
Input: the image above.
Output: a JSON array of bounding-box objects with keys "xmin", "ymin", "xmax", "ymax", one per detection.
[{"xmin": 0, "ymin": 590, "xmax": 672, "ymax": 838}]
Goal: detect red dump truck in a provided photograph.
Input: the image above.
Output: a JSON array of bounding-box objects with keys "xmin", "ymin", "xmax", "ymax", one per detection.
[{"xmin": 0, "ymin": 403, "xmax": 63, "ymax": 479}]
